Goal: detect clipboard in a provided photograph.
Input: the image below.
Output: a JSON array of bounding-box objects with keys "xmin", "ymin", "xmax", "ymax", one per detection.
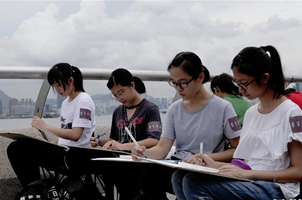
[
  {"xmin": 92, "ymin": 157, "xmax": 252, "ymax": 182},
  {"xmin": 0, "ymin": 131, "xmax": 67, "ymax": 150},
  {"xmin": 66, "ymin": 144, "xmax": 132, "ymax": 158},
  {"xmin": 0, "ymin": 132, "xmax": 131, "ymax": 158}
]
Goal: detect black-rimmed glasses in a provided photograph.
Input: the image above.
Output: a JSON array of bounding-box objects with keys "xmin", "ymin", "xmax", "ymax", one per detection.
[
  {"xmin": 168, "ymin": 78, "xmax": 194, "ymax": 89},
  {"xmin": 232, "ymin": 78, "xmax": 256, "ymax": 90}
]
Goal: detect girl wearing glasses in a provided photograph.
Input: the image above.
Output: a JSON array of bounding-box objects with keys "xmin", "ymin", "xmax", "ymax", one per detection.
[
  {"xmin": 90, "ymin": 68, "xmax": 161, "ymax": 150},
  {"xmin": 90, "ymin": 68, "xmax": 162, "ymax": 200},
  {"xmin": 211, "ymin": 73, "xmax": 252, "ymax": 126},
  {"xmin": 172, "ymin": 46, "xmax": 302, "ymax": 200},
  {"xmin": 131, "ymin": 52, "xmax": 241, "ymax": 200}
]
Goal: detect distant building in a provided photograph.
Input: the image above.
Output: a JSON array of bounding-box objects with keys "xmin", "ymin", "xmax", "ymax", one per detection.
[
  {"xmin": 9, "ymin": 98, "xmax": 18, "ymax": 115},
  {"xmin": 11, "ymin": 105, "xmax": 35, "ymax": 117},
  {"xmin": 45, "ymin": 104, "xmax": 53, "ymax": 112},
  {"xmin": 57, "ymin": 93, "xmax": 65, "ymax": 110},
  {"xmin": 0, "ymin": 99, "xmax": 2, "ymax": 115},
  {"xmin": 162, "ymin": 98, "xmax": 168, "ymax": 108}
]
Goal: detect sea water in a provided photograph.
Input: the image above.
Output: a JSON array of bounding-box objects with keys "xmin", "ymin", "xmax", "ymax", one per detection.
[{"xmin": 0, "ymin": 113, "xmax": 166, "ymax": 130}]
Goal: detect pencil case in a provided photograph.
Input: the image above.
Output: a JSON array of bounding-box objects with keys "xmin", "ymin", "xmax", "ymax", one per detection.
[{"xmin": 231, "ymin": 158, "xmax": 252, "ymax": 170}]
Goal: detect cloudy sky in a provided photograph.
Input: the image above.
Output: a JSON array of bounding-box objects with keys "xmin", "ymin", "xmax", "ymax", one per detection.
[{"xmin": 0, "ymin": 0, "xmax": 302, "ymax": 100}]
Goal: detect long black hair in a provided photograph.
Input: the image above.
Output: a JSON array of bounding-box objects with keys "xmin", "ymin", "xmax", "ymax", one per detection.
[
  {"xmin": 48, "ymin": 63, "xmax": 85, "ymax": 92},
  {"xmin": 167, "ymin": 51, "xmax": 210, "ymax": 83},
  {"xmin": 211, "ymin": 73, "xmax": 242, "ymax": 97},
  {"xmin": 107, "ymin": 68, "xmax": 146, "ymax": 94},
  {"xmin": 231, "ymin": 45, "xmax": 285, "ymax": 99}
]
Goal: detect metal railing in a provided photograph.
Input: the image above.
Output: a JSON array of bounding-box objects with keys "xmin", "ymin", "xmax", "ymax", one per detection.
[{"xmin": 1, "ymin": 66, "xmax": 302, "ymax": 111}]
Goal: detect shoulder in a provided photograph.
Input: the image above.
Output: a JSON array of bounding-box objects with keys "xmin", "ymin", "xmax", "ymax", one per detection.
[
  {"xmin": 140, "ymin": 99, "xmax": 160, "ymax": 113},
  {"xmin": 166, "ymin": 99, "xmax": 182, "ymax": 112},
  {"xmin": 114, "ymin": 105, "xmax": 123, "ymax": 113},
  {"xmin": 210, "ymin": 95, "xmax": 232, "ymax": 107},
  {"xmin": 78, "ymin": 92, "xmax": 92, "ymax": 99},
  {"xmin": 280, "ymin": 99, "xmax": 301, "ymax": 114}
]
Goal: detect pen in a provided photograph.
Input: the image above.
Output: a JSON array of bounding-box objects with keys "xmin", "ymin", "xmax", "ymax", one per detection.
[
  {"xmin": 125, "ymin": 127, "xmax": 147, "ymax": 158},
  {"xmin": 95, "ymin": 133, "xmax": 106, "ymax": 146},
  {"xmin": 199, "ymin": 142, "xmax": 203, "ymax": 165}
]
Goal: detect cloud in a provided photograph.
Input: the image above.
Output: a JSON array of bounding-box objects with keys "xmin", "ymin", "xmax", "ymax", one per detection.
[
  {"xmin": 254, "ymin": 15, "xmax": 301, "ymax": 32},
  {"xmin": 1, "ymin": 0, "xmax": 302, "ymax": 100}
]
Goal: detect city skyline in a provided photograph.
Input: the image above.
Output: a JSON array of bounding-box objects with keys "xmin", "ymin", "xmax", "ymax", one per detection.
[{"xmin": 0, "ymin": 91, "xmax": 172, "ymax": 118}]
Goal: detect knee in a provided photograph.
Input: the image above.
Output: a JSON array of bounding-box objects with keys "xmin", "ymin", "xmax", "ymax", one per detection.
[
  {"xmin": 172, "ymin": 170, "xmax": 185, "ymax": 185},
  {"xmin": 182, "ymin": 172, "xmax": 201, "ymax": 192},
  {"xmin": 7, "ymin": 141, "xmax": 19, "ymax": 159}
]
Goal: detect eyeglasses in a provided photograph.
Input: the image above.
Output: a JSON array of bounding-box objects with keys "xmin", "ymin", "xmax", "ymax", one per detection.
[
  {"xmin": 168, "ymin": 78, "xmax": 194, "ymax": 89},
  {"xmin": 111, "ymin": 90, "xmax": 125, "ymax": 100},
  {"xmin": 232, "ymin": 78, "xmax": 256, "ymax": 90},
  {"xmin": 111, "ymin": 85, "xmax": 131, "ymax": 100}
]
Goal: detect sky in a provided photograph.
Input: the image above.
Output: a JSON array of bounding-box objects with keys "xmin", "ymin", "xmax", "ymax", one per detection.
[{"xmin": 0, "ymin": 0, "xmax": 302, "ymax": 100}]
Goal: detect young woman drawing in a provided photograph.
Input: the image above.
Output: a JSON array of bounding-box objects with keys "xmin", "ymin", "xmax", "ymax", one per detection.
[
  {"xmin": 172, "ymin": 45, "xmax": 302, "ymax": 200},
  {"xmin": 90, "ymin": 68, "xmax": 162, "ymax": 200},
  {"xmin": 131, "ymin": 51, "xmax": 241, "ymax": 200},
  {"xmin": 7, "ymin": 63, "xmax": 96, "ymax": 187}
]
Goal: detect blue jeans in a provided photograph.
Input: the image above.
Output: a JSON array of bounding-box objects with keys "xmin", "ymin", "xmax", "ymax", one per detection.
[{"xmin": 172, "ymin": 170, "xmax": 285, "ymax": 200}]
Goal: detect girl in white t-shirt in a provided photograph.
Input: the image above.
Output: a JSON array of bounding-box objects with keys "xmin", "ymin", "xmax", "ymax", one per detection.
[
  {"xmin": 172, "ymin": 45, "xmax": 302, "ymax": 200},
  {"xmin": 7, "ymin": 63, "xmax": 95, "ymax": 187},
  {"xmin": 31, "ymin": 63, "xmax": 95, "ymax": 146}
]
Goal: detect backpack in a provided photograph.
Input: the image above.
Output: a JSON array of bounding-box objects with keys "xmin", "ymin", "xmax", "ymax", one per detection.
[
  {"xmin": 14, "ymin": 177, "xmax": 60, "ymax": 200},
  {"xmin": 14, "ymin": 174, "xmax": 105, "ymax": 200},
  {"xmin": 59, "ymin": 174, "xmax": 105, "ymax": 200}
]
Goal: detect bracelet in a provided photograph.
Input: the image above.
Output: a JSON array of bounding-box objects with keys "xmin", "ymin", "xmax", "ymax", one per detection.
[{"xmin": 273, "ymin": 170, "xmax": 278, "ymax": 182}]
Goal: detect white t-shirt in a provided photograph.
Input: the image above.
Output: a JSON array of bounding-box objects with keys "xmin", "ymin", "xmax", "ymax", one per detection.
[
  {"xmin": 58, "ymin": 92, "xmax": 96, "ymax": 147},
  {"xmin": 161, "ymin": 95, "xmax": 241, "ymax": 159},
  {"xmin": 234, "ymin": 99, "xmax": 302, "ymax": 199}
]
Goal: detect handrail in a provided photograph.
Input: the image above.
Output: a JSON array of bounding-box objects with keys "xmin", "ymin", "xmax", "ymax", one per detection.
[
  {"xmin": 0, "ymin": 66, "xmax": 170, "ymax": 81},
  {"xmin": 1, "ymin": 66, "xmax": 302, "ymax": 82}
]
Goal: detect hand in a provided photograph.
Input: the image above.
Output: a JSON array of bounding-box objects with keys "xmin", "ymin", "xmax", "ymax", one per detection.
[
  {"xmin": 131, "ymin": 145, "xmax": 146, "ymax": 161},
  {"xmin": 184, "ymin": 154, "xmax": 218, "ymax": 168},
  {"xmin": 31, "ymin": 116, "xmax": 46, "ymax": 131},
  {"xmin": 103, "ymin": 140, "xmax": 122, "ymax": 150},
  {"xmin": 90, "ymin": 136, "xmax": 98, "ymax": 148},
  {"xmin": 219, "ymin": 165, "xmax": 253, "ymax": 180},
  {"xmin": 183, "ymin": 154, "xmax": 202, "ymax": 165}
]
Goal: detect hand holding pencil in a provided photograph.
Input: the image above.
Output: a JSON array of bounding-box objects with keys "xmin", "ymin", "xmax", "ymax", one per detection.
[
  {"xmin": 31, "ymin": 116, "xmax": 46, "ymax": 131},
  {"xmin": 125, "ymin": 127, "xmax": 147, "ymax": 159}
]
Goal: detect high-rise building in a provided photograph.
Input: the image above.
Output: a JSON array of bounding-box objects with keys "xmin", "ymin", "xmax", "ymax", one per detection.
[
  {"xmin": 20, "ymin": 98, "xmax": 25, "ymax": 105},
  {"xmin": 0, "ymin": 99, "xmax": 2, "ymax": 115},
  {"xmin": 57, "ymin": 93, "xmax": 65, "ymax": 110},
  {"xmin": 161, "ymin": 98, "xmax": 168, "ymax": 108},
  {"xmin": 9, "ymin": 98, "xmax": 18, "ymax": 115}
]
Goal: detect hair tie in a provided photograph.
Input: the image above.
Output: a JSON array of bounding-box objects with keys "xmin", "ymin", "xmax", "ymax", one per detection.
[{"xmin": 260, "ymin": 46, "xmax": 267, "ymax": 52}]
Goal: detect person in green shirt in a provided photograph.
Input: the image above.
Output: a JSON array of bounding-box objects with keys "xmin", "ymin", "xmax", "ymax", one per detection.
[{"xmin": 211, "ymin": 73, "xmax": 252, "ymax": 126}]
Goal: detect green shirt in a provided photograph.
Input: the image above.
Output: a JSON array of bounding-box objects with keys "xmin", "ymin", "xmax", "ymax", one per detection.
[{"xmin": 224, "ymin": 95, "xmax": 252, "ymax": 126}]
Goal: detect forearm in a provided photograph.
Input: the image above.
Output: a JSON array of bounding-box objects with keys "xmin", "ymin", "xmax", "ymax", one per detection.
[
  {"xmin": 145, "ymin": 146, "xmax": 170, "ymax": 159},
  {"xmin": 99, "ymin": 139, "xmax": 111, "ymax": 146},
  {"xmin": 250, "ymin": 167, "xmax": 302, "ymax": 183},
  {"xmin": 43, "ymin": 126, "xmax": 80, "ymax": 141},
  {"xmin": 138, "ymin": 138, "xmax": 158, "ymax": 148},
  {"xmin": 207, "ymin": 148, "xmax": 235, "ymax": 162},
  {"xmin": 120, "ymin": 138, "xmax": 159, "ymax": 150}
]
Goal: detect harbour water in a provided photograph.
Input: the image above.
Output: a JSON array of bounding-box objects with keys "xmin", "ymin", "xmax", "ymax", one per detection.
[{"xmin": 0, "ymin": 113, "xmax": 167, "ymax": 130}]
